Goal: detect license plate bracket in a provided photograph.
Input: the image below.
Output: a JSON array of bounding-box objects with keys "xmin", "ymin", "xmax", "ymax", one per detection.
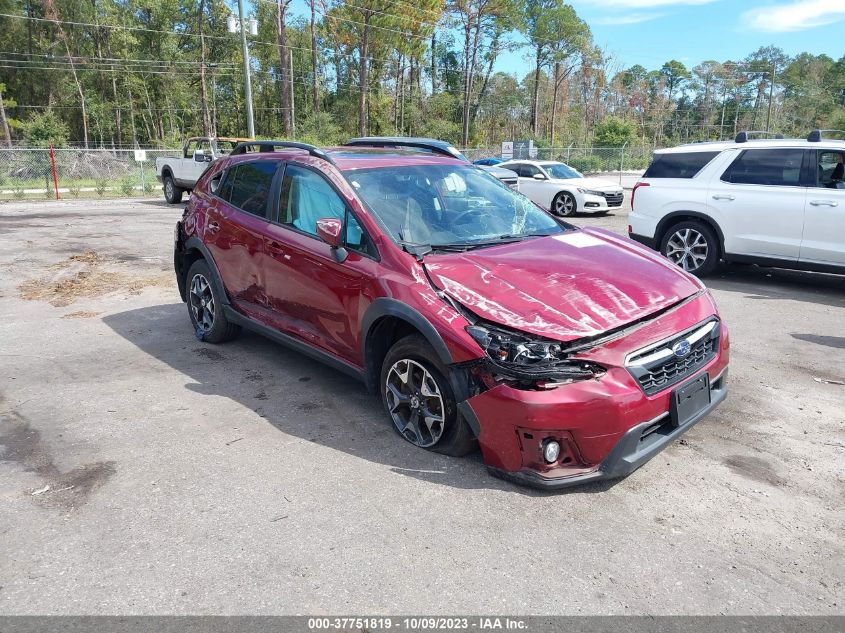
[{"xmin": 670, "ymin": 373, "xmax": 711, "ymax": 428}]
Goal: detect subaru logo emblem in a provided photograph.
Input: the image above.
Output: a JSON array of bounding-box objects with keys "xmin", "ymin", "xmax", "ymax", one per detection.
[{"xmin": 672, "ymin": 340, "xmax": 692, "ymax": 358}]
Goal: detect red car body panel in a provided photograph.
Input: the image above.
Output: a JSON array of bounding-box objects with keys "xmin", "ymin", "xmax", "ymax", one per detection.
[
  {"xmin": 423, "ymin": 228, "xmax": 703, "ymax": 341},
  {"xmin": 176, "ymin": 146, "xmax": 730, "ymax": 489}
]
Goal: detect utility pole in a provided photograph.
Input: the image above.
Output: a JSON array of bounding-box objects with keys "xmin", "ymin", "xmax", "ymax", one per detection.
[
  {"xmin": 765, "ymin": 62, "xmax": 776, "ymax": 133},
  {"xmin": 290, "ymin": 53, "xmax": 296, "ymax": 137},
  {"xmin": 237, "ymin": 0, "xmax": 255, "ymax": 138}
]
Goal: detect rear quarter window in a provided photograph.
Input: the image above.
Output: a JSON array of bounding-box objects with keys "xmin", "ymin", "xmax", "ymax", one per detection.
[
  {"xmin": 721, "ymin": 148, "xmax": 806, "ymax": 187},
  {"xmin": 643, "ymin": 151, "xmax": 720, "ymax": 178}
]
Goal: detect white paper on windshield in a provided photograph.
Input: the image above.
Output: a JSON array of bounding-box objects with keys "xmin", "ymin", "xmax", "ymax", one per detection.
[{"xmin": 553, "ymin": 232, "xmax": 605, "ymax": 248}]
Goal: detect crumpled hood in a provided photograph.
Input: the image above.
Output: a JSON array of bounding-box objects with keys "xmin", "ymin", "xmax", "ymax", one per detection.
[{"xmin": 424, "ymin": 228, "xmax": 702, "ymax": 342}]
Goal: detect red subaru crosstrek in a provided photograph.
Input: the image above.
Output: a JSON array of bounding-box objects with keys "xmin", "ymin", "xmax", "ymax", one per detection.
[{"xmin": 174, "ymin": 140, "xmax": 729, "ymax": 489}]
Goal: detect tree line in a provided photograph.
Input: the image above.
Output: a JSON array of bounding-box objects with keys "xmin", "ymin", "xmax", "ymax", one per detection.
[{"xmin": 0, "ymin": 0, "xmax": 843, "ymax": 150}]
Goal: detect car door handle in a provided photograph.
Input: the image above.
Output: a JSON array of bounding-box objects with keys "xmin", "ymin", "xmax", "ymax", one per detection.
[
  {"xmin": 809, "ymin": 199, "xmax": 839, "ymax": 207},
  {"xmin": 712, "ymin": 194, "xmax": 735, "ymax": 201},
  {"xmin": 207, "ymin": 220, "xmax": 220, "ymax": 233},
  {"xmin": 268, "ymin": 241, "xmax": 292, "ymax": 260}
]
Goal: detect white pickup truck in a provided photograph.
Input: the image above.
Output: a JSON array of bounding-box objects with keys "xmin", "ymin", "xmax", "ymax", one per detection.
[{"xmin": 156, "ymin": 136, "xmax": 251, "ymax": 203}]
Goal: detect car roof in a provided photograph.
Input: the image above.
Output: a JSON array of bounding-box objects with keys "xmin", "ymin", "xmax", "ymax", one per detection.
[{"xmin": 224, "ymin": 146, "xmax": 467, "ymax": 171}]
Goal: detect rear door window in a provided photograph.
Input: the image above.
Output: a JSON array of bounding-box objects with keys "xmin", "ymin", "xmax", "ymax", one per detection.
[
  {"xmin": 644, "ymin": 151, "xmax": 719, "ymax": 178},
  {"xmin": 509, "ymin": 163, "xmax": 541, "ymax": 178},
  {"xmin": 721, "ymin": 149, "xmax": 806, "ymax": 187},
  {"xmin": 815, "ymin": 150, "xmax": 845, "ymax": 189},
  {"xmin": 218, "ymin": 160, "xmax": 279, "ymax": 217}
]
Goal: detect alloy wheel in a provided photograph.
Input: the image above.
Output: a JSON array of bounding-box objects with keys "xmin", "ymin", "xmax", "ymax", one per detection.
[
  {"xmin": 665, "ymin": 228, "xmax": 709, "ymax": 272},
  {"xmin": 165, "ymin": 178, "xmax": 173, "ymax": 199},
  {"xmin": 555, "ymin": 194, "xmax": 575, "ymax": 215},
  {"xmin": 189, "ymin": 273, "xmax": 215, "ymax": 332},
  {"xmin": 384, "ymin": 359, "xmax": 446, "ymax": 448}
]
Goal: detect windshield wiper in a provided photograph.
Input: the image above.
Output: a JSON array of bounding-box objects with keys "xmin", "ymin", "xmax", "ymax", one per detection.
[
  {"xmin": 494, "ymin": 231, "xmax": 557, "ymax": 241},
  {"xmin": 429, "ymin": 243, "xmax": 486, "ymax": 252},
  {"xmin": 397, "ymin": 239, "xmax": 432, "ymax": 259}
]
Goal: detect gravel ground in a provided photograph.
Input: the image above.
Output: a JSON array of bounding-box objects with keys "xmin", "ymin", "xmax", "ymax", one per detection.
[{"xmin": 0, "ymin": 198, "xmax": 842, "ymax": 615}]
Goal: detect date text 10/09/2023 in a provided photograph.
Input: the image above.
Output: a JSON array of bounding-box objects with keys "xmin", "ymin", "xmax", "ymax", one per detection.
[{"xmin": 307, "ymin": 618, "xmax": 528, "ymax": 630}]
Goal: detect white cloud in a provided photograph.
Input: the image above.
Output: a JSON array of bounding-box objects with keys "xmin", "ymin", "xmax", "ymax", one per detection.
[
  {"xmin": 744, "ymin": 0, "xmax": 845, "ymax": 32},
  {"xmin": 595, "ymin": 12, "xmax": 666, "ymax": 24}
]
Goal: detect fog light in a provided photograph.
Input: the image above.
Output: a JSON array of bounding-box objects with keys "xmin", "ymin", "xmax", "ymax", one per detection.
[{"xmin": 543, "ymin": 440, "xmax": 561, "ymax": 464}]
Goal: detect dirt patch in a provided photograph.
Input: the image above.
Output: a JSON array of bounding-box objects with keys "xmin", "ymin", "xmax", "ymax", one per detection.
[
  {"xmin": 67, "ymin": 250, "xmax": 105, "ymax": 265},
  {"xmin": 61, "ymin": 310, "xmax": 103, "ymax": 319},
  {"xmin": 17, "ymin": 250, "xmax": 172, "ymax": 307}
]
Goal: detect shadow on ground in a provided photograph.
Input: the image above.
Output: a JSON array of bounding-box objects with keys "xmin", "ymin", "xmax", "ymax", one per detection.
[
  {"xmin": 706, "ymin": 263, "xmax": 845, "ymax": 309},
  {"xmin": 103, "ymin": 303, "xmax": 621, "ymax": 496}
]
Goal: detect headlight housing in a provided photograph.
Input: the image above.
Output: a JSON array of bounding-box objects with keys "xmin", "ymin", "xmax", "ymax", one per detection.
[
  {"xmin": 577, "ymin": 188, "xmax": 605, "ymax": 197},
  {"xmin": 465, "ymin": 322, "xmax": 604, "ymax": 385}
]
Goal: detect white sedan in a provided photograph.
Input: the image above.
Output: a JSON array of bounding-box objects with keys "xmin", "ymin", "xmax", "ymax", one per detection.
[{"xmin": 498, "ymin": 160, "xmax": 624, "ymax": 216}]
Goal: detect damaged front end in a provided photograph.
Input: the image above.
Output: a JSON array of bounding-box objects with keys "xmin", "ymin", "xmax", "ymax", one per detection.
[{"xmin": 463, "ymin": 320, "xmax": 606, "ymax": 390}]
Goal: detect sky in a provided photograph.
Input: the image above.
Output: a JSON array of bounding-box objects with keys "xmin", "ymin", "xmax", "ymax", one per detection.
[{"xmin": 496, "ymin": 0, "xmax": 845, "ymax": 76}]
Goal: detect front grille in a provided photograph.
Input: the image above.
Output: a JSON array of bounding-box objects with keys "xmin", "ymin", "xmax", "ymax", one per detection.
[
  {"xmin": 626, "ymin": 320, "xmax": 720, "ymax": 396},
  {"xmin": 602, "ymin": 192, "xmax": 624, "ymax": 207}
]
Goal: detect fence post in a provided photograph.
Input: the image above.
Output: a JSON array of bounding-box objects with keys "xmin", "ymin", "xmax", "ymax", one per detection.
[
  {"xmin": 619, "ymin": 142, "xmax": 627, "ymax": 185},
  {"xmin": 140, "ymin": 160, "xmax": 145, "ymax": 194},
  {"xmin": 49, "ymin": 144, "xmax": 60, "ymax": 199},
  {"xmin": 566, "ymin": 143, "xmax": 573, "ymax": 162}
]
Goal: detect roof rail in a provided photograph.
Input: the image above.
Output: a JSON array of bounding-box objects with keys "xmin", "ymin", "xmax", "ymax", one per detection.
[
  {"xmin": 344, "ymin": 137, "xmax": 467, "ymax": 161},
  {"xmin": 735, "ymin": 131, "xmax": 784, "ymax": 143},
  {"xmin": 230, "ymin": 140, "xmax": 334, "ymax": 164},
  {"xmin": 807, "ymin": 129, "xmax": 845, "ymax": 142}
]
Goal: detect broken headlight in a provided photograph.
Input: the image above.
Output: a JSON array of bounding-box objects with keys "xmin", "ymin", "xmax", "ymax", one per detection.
[{"xmin": 465, "ymin": 323, "xmax": 605, "ymax": 386}]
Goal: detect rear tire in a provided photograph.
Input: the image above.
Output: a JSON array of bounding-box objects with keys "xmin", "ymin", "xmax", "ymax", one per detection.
[
  {"xmin": 164, "ymin": 174, "xmax": 183, "ymax": 204},
  {"xmin": 186, "ymin": 260, "xmax": 240, "ymax": 343},
  {"xmin": 380, "ymin": 334, "xmax": 476, "ymax": 457},
  {"xmin": 659, "ymin": 220, "xmax": 720, "ymax": 277},
  {"xmin": 553, "ymin": 192, "xmax": 577, "ymax": 217}
]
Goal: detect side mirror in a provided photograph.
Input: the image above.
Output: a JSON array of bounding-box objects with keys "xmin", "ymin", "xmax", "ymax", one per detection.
[
  {"xmin": 532, "ymin": 173, "xmax": 547, "ymax": 181},
  {"xmin": 194, "ymin": 149, "xmax": 206, "ymax": 163},
  {"xmin": 316, "ymin": 218, "xmax": 343, "ymax": 249}
]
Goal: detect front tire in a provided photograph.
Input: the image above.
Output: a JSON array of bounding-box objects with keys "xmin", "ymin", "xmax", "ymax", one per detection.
[
  {"xmin": 660, "ymin": 220, "xmax": 720, "ymax": 277},
  {"xmin": 186, "ymin": 260, "xmax": 240, "ymax": 343},
  {"xmin": 380, "ymin": 334, "xmax": 476, "ymax": 457},
  {"xmin": 163, "ymin": 174, "xmax": 183, "ymax": 204},
  {"xmin": 553, "ymin": 191, "xmax": 577, "ymax": 217}
]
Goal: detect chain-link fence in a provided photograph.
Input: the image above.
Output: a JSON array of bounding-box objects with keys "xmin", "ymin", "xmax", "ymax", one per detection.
[
  {"xmin": 459, "ymin": 146, "xmax": 654, "ymax": 174},
  {"xmin": 0, "ymin": 148, "xmax": 180, "ymax": 200},
  {"xmin": 0, "ymin": 145, "xmax": 655, "ymax": 201}
]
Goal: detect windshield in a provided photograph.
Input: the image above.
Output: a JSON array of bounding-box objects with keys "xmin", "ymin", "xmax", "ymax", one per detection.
[
  {"xmin": 347, "ymin": 165, "xmax": 564, "ymax": 248},
  {"xmin": 543, "ymin": 163, "xmax": 582, "ymax": 179}
]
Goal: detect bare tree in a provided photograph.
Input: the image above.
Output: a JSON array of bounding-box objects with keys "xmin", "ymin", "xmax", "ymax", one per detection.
[{"xmin": 42, "ymin": 0, "xmax": 89, "ymax": 148}]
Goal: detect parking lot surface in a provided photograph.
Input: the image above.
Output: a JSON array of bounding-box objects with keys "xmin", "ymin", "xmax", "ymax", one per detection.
[{"xmin": 1, "ymin": 198, "xmax": 843, "ymax": 614}]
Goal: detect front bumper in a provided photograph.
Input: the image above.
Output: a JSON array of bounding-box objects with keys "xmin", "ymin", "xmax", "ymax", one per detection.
[
  {"xmin": 461, "ymin": 294, "xmax": 730, "ymax": 490},
  {"xmin": 628, "ymin": 232, "xmax": 658, "ymax": 250},
  {"xmin": 487, "ymin": 368, "xmax": 727, "ymax": 489},
  {"xmin": 581, "ymin": 193, "xmax": 612, "ymax": 213}
]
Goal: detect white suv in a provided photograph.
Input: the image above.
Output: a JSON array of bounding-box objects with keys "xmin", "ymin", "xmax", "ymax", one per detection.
[{"xmin": 629, "ymin": 130, "xmax": 845, "ymax": 276}]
